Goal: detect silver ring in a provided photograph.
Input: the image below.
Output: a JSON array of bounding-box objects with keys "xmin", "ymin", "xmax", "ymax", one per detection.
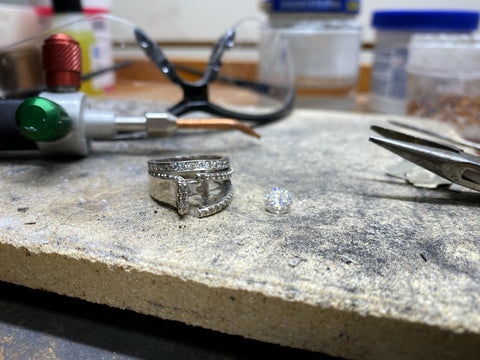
[{"xmin": 148, "ymin": 155, "xmax": 234, "ymax": 217}]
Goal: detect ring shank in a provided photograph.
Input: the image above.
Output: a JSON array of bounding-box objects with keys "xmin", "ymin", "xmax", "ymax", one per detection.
[{"xmin": 149, "ymin": 176, "xmax": 179, "ymax": 210}]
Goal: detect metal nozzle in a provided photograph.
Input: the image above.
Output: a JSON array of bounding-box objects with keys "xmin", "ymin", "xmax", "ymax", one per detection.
[
  {"xmin": 146, "ymin": 112, "xmax": 179, "ymax": 137},
  {"xmin": 115, "ymin": 112, "xmax": 178, "ymax": 137}
]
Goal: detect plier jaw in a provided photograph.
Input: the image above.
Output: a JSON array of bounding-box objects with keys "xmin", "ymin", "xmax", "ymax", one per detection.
[{"xmin": 369, "ymin": 125, "xmax": 480, "ymax": 193}]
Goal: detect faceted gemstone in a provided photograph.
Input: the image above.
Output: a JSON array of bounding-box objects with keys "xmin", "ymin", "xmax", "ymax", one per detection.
[{"xmin": 264, "ymin": 187, "xmax": 292, "ymax": 214}]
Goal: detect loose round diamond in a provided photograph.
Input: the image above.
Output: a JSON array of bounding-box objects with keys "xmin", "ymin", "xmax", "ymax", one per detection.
[{"xmin": 264, "ymin": 187, "xmax": 292, "ymax": 214}]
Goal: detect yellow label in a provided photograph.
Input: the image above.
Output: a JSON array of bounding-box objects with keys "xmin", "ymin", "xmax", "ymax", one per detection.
[
  {"xmin": 64, "ymin": 30, "xmax": 103, "ymax": 96},
  {"xmin": 346, "ymin": 1, "xmax": 359, "ymax": 12}
]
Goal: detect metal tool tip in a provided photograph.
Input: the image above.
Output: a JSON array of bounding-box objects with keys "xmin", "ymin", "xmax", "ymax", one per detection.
[
  {"xmin": 369, "ymin": 135, "xmax": 401, "ymax": 152},
  {"xmin": 368, "ymin": 135, "xmax": 384, "ymax": 145},
  {"xmin": 368, "ymin": 135, "xmax": 417, "ymax": 159},
  {"xmin": 177, "ymin": 118, "xmax": 260, "ymax": 138}
]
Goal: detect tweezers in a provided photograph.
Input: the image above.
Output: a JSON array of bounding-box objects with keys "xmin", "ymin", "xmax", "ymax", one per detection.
[{"xmin": 369, "ymin": 125, "xmax": 480, "ymax": 192}]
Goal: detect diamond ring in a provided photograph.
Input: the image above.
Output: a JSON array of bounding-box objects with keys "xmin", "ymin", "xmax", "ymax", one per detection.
[{"xmin": 148, "ymin": 155, "xmax": 234, "ymax": 217}]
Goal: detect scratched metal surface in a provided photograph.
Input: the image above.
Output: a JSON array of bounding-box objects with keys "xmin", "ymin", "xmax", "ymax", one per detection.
[{"xmin": 1, "ymin": 109, "xmax": 480, "ymax": 359}]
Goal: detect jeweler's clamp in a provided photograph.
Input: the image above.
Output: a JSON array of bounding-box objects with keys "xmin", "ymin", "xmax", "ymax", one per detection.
[{"xmin": 148, "ymin": 155, "xmax": 234, "ymax": 217}]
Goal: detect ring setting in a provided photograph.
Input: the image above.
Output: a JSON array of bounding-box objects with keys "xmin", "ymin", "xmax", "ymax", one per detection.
[{"xmin": 148, "ymin": 155, "xmax": 234, "ymax": 217}]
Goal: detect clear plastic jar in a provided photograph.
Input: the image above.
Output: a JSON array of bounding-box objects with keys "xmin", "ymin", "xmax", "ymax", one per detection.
[
  {"xmin": 407, "ymin": 25, "xmax": 480, "ymax": 140},
  {"xmin": 370, "ymin": 29, "xmax": 411, "ymax": 114},
  {"xmin": 260, "ymin": 0, "xmax": 361, "ymax": 110},
  {"xmin": 371, "ymin": 10, "xmax": 479, "ymax": 115},
  {"xmin": 370, "ymin": 11, "xmax": 416, "ymax": 115}
]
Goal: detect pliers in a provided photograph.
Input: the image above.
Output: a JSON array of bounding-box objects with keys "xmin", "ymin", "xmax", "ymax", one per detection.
[{"xmin": 369, "ymin": 123, "xmax": 480, "ymax": 192}]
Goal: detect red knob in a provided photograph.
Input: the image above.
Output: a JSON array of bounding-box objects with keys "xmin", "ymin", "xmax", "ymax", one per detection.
[{"xmin": 42, "ymin": 33, "xmax": 82, "ymax": 91}]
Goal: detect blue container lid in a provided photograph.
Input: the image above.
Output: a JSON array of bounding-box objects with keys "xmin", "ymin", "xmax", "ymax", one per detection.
[
  {"xmin": 263, "ymin": 0, "xmax": 360, "ymax": 14},
  {"xmin": 372, "ymin": 10, "xmax": 480, "ymax": 32}
]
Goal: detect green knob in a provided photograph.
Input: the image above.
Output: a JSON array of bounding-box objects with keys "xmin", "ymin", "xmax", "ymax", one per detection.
[{"xmin": 15, "ymin": 97, "xmax": 72, "ymax": 142}]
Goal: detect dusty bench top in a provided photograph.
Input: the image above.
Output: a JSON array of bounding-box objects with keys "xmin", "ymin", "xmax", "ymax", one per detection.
[{"xmin": 1, "ymin": 109, "xmax": 480, "ymax": 360}]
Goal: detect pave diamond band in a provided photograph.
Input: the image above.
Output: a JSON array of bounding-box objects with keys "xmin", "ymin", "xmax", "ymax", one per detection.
[
  {"xmin": 148, "ymin": 155, "xmax": 230, "ymax": 174},
  {"xmin": 148, "ymin": 155, "xmax": 234, "ymax": 217}
]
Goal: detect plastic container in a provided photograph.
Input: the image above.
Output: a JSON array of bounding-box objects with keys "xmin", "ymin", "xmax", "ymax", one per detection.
[
  {"xmin": 52, "ymin": 0, "xmax": 102, "ymax": 96},
  {"xmin": 82, "ymin": 0, "xmax": 115, "ymax": 92},
  {"xmin": 407, "ymin": 27, "xmax": 480, "ymax": 140},
  {"xmin": 371, "ymin": 10, "xmax": 480, "ymax": 115},
  {"xmin": 0, "ymin": 5, "xmax": 42, "ymax": 97},
  {"xmin": 260, "ymin": 0, "xmax": 361, "ymax": 110}
]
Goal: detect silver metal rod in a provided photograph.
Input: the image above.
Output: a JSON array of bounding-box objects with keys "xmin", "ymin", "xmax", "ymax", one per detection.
[{"xmin": 115, "ymin": 116, "xmax": 147, "ymax": 132}]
